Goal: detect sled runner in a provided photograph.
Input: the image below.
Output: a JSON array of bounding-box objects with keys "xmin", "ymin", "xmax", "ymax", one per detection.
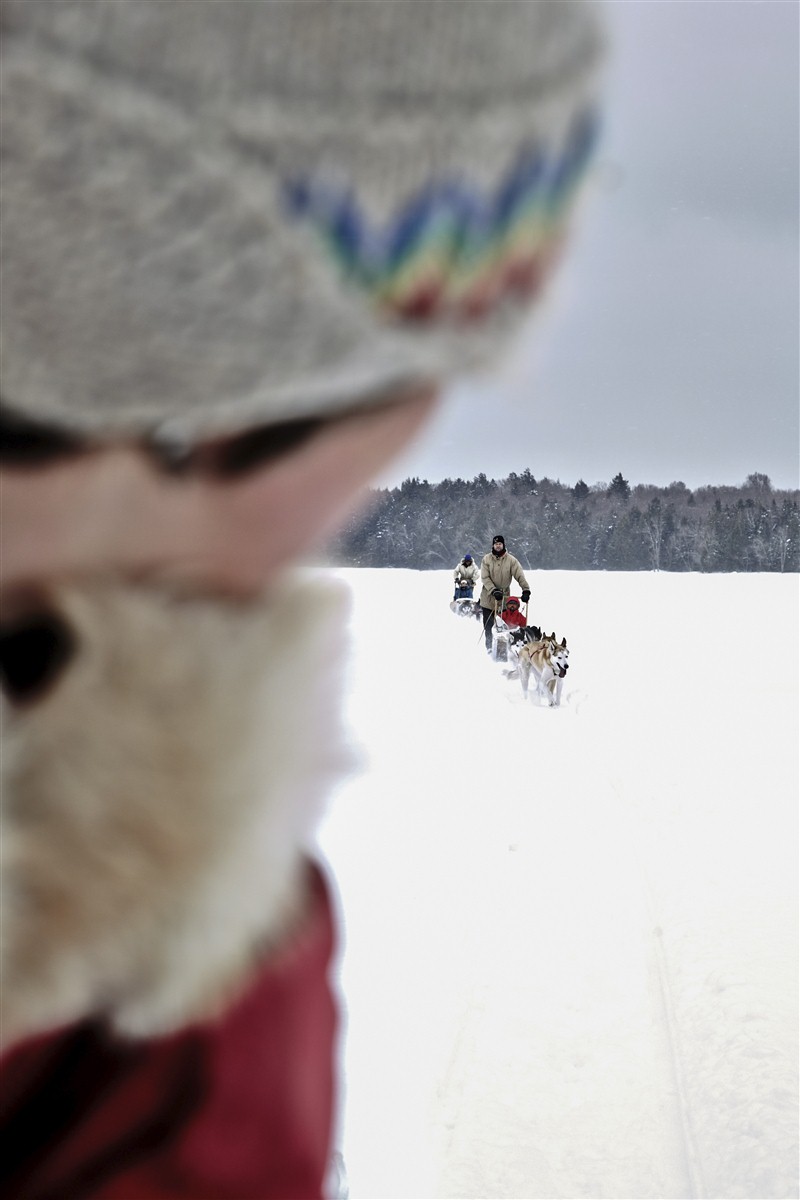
[{"xmin": 490, "ymin": 614, "xmax": 511, "ymax": 661}]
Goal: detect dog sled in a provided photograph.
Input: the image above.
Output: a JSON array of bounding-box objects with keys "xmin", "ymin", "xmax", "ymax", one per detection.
[
  {"xmin": 490, "ymin": 614, "xmax": 511, "ymax": 661},
  {"xmin": 489, "ymin": 595, "xmax": 527, "ymax": 661},
  {"xmin": 453, "ymin": 593, "xmax": 571, "ymax": 707}
]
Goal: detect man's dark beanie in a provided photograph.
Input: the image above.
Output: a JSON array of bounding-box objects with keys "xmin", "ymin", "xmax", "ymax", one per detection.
[{"xmin": 493, "ymin": 535, "xmax": 505, "ymax": 547}]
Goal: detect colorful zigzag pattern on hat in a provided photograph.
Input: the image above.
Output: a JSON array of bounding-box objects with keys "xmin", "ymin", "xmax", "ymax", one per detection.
[{"xmin": 284, "ymin": 111, "xmax": 598, "ymax": 324}]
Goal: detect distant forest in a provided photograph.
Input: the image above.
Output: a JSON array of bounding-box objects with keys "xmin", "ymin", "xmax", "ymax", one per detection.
[{"xmin": 325, "ymin": 471, "xmax": 799, "ymax": 572}]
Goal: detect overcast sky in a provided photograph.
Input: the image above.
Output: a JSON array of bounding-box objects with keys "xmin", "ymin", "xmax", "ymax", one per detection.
[{"xmin": 381, "ymin": 0, "xmax": 799, "ymax": 492}]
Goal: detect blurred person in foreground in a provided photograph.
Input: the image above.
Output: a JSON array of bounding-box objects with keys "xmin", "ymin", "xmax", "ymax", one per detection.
[{"xmin": 0, "ymin": 3, "xmax": 603, "ymax": 1196}]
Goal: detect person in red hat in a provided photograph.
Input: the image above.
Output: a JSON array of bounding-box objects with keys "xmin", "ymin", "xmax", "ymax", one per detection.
[{"xmin": 501, "ymin": 595, "xmax": 528, "ymax": 628}]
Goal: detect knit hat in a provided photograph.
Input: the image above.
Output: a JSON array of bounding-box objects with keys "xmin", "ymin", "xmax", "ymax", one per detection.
[
  {"xmin": 493, "ymin": 535, "xmax": 506, "ymax": 548},
  {"xmin": 0, "ymin": 1, "xmax": 604, "ymax": 445}
]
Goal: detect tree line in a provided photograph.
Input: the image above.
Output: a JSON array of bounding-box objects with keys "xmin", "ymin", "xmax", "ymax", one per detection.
[{"xmin": 324, "ymin": 471, "xmax": 799, "ymax": 572}]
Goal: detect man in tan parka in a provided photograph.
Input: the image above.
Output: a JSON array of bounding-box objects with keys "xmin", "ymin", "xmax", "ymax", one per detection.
[{"xmin": 480, "ymin": 535, "xmax": 531, "ymax": 652}]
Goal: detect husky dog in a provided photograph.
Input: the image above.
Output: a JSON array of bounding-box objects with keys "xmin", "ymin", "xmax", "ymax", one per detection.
[
  {"xmin": 509, "ymin": 624, "xmax": 543, "ymax": 647},
  {"xmin": 517, "ymin": 631, "xmax": 569, "ymax": 706},
  {"xmin": 502, "ymin": 625, "xmax": 543, "ymax": 680},
  {"xmin": 450, "ymin": 597, "xmax": 481, "ymax": 618}
]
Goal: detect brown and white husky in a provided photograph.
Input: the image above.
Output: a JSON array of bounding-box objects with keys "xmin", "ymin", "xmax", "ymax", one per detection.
[{"xmin": 517, "ymin": 631, "xmax": 569, "ymax": 706}]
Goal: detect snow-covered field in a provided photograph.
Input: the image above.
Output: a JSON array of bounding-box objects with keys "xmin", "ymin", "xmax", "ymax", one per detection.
[{"xmin": 316, "ymin": 569, "xmax": 799, "ymax": 1200}]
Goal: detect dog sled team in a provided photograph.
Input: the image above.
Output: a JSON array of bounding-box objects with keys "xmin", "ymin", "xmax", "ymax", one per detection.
[{"xmin": 449, "ymin": 535, "xmax": 569, "ymax": 707}]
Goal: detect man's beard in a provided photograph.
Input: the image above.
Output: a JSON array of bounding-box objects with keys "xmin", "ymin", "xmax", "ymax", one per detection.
[{"xmin": 0, "ymin": 574, "xmax": 351, "ymax": 1049}]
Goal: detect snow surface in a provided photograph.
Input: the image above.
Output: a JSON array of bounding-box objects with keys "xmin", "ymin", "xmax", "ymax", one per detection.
[{"xmin": 315, "ymin": 570, "xmax": 799, "ymax": 1200}]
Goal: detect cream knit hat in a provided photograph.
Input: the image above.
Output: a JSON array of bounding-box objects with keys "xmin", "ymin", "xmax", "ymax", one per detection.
[{"xmin": 0, "ymin": 1, "xmax": 603, "ymax": 444}]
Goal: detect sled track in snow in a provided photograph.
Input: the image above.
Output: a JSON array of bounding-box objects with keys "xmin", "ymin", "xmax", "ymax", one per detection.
[
  {"xmin": 610, "ymin": 779, "xmax": 708, "ymax": 1200},
  {"xmin": 490, "ymin": 646, "xmax": 711, "ymax": 1196},
  {"xmin": 647, "ymin": 887, "xmax": 708, "ymax": 1200}
]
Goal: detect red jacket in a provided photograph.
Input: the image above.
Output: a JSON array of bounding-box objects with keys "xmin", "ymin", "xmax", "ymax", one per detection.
[{"xmin": 0, "ymin": 865, "xmax": 337, "ymax": 1200}]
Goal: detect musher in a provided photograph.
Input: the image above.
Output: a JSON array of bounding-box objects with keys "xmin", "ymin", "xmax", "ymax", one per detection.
[
  {"xmin": 453, "ymin": 553, "xmax": 479, "ymax": 600},
  {"xmin": 479, "ymin": 535, "xmax": 531, "ymax": 652}
]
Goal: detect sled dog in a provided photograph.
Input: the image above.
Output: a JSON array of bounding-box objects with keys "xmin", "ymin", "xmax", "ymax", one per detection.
[
  {"xmin": 450, "ymin": 598, "xmax": 481, "ymax": 618},
  {"xmin": 501, "ymin": 624, "xmax": 544, "ymax": 681},
  {"xmin": 517, "ymin": 631, "xmax": 569, "ymax": 706},
  {"xmin": 509, "ymin": 625, "xmax": 543, "ymax": 647},
  {"xmin": 503, "ymin": 625, "xmax": 543, "ymax": 678}
]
